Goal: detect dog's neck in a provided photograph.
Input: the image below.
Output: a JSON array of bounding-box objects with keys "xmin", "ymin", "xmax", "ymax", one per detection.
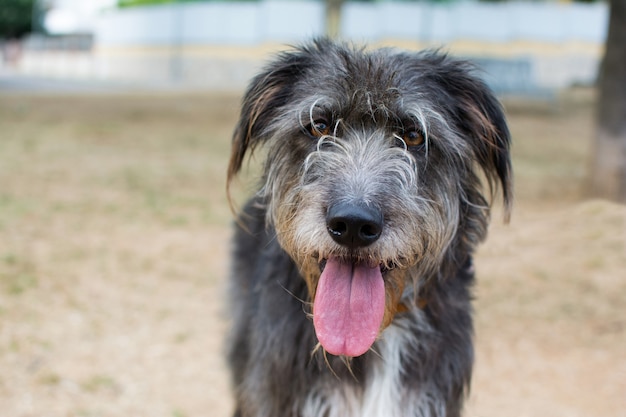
[{"xmin": 302, "ymin": 310, "xmax": 445, "ymax": 417}]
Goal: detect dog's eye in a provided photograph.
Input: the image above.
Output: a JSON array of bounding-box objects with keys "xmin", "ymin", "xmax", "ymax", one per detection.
[
  {"xmin": 308, "ymin": 119, "xmax": 331, "ymax": 138},
  {"xmin": 402, "ymin": 130, "xmax": 425, "ymax": 147}
]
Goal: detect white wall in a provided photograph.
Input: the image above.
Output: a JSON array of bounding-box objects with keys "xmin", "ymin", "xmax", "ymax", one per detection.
[
  {"xmin": 96, "ymin": 1, "xmax": 326, "ymax": 46},
  {"xmin": 18, "ymin": 1, "xmax": 609, "ymax": 92},
  {"xmin": 341, "ymin": 1, "xmax": 607, "ymax": 44},
  {"xmin": 95, "ymin": 1, "xmax": 608, "ymax": 46}
]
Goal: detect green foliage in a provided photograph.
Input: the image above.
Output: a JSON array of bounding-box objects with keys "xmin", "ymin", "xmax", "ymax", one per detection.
[
  {"xmin": 118, "ymin": 0, "xmax": 178, "ymax": 7},
  {"xmin": 118, "ymin": 0, "xmax": 253, "ymax": 7},
  {"xmin": 0, "ymin": 0, "xmax": 35, "ymax": 39}
]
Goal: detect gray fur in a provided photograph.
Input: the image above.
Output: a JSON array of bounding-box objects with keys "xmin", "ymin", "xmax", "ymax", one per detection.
[{"xmin": 227, "ymin": 39, "xmax": 512, "ymax": 417}]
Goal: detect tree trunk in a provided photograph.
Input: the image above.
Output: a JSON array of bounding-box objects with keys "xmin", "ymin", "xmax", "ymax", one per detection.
[
  {"xmin": 325, "ymin": 0, "xmax": 343, "ymax": 40},
  {"xmin": 589, "ymin": 0, "xmax": 626, "ymax": 201}
]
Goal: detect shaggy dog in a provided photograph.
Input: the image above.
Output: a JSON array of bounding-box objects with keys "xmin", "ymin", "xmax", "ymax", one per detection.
[{"xmin": 226, "ymin": 39, "xmax": 512, "ymax": 417}]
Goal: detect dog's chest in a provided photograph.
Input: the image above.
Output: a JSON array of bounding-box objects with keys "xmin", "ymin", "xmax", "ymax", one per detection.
[{"xmin": 302, "ymin": 318, "xmax": 440, "ymax": 417}]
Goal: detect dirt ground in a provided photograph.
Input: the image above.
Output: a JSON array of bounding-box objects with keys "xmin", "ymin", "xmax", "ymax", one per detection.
[{"xmin": 0, "ymin": 89, "xmax": 623, "ymax": 417}]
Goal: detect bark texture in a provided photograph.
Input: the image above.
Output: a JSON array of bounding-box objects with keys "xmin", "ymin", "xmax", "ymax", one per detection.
[{"xmin": 590, "ymin": 0, "xmax": 626, "ymax": 201}]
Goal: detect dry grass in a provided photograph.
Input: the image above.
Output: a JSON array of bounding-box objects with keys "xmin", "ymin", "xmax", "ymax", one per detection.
[{"xmin": 0, "ymin": 89, "xmax": 623, "ymax": 417}]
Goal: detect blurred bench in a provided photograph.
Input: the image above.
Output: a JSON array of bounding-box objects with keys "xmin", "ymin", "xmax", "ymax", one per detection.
[{"xmin": 471, "ymin": 57, "xmax": 554, "ymax": 99}]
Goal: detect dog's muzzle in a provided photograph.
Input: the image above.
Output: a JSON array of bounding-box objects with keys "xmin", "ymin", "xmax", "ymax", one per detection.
[{"xmin": 312, "ymin": 201, "xmax": 387, "ymax": 358}]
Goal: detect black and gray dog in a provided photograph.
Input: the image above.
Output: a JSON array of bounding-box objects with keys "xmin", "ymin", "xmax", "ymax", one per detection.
[{"xmin": 226, "ymin": 39, "xmax": 512, "ymax": 417}]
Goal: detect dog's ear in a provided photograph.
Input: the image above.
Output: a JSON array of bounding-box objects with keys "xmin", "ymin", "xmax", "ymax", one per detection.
[
  {"xmin": 429, "ymin": 55, "xmax": 513, "ymax": 220},
  {"xmin": 227, "ymin": 47, "xmax": 313, "ymax": 185}
]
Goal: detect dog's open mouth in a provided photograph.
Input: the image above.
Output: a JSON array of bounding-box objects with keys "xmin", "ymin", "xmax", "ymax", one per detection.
[{"xmin": 313, "ymin": 256, "xmax": 386, "ymax": 357}]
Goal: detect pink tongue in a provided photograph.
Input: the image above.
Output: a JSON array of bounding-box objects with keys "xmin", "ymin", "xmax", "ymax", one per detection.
[{"xmin": 313, "ymin": 257, "xmax": 385, "ymax": 357}]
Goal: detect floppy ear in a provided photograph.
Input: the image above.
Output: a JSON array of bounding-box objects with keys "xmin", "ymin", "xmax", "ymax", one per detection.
[
  {"xmin": 227, "ymin": 49, "xmax": 311, "ymax": 185},
  {"xmin": 432, "ymin": 56, "xmax": 513, "ymax": 220}
]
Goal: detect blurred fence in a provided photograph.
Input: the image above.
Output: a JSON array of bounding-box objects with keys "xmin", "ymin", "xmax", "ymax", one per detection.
[
  {"xmin": 12, "ymin": 35, "xmax": 95, "ymax": 79},
  {"xmin": 5, "ymin": 0, "xmax": 609, "ymax": 94}
]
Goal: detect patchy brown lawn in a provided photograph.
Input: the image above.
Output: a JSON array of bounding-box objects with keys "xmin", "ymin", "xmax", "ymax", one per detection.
[{"xmin": 0, "ymin": 90, "xmax": 623, "ymax": 417}]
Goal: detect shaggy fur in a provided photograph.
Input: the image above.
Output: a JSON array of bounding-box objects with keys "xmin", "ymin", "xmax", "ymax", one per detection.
[{"xmin": 226, "ymin": 39, "xmax": 512, "ymax": 417}]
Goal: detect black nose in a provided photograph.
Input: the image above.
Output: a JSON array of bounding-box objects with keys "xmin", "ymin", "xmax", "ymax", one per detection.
[{"xmin": 326, "ymin": 202, "xmax": 383, "ymax": 248}]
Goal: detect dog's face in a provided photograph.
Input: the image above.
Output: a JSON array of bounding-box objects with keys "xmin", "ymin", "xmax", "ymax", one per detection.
[{"xmin": 228, "ymin": 40, "xmax": 511, "ymax": 357}]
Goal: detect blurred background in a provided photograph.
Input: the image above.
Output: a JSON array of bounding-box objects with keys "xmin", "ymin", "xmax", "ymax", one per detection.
[
  {"xmin": 0, "ymin": 1, "xmax": 624, "ymax": 416},
  {"xmin": 0, "ymin": 0, "xmax": 611, "ymax": 91}
]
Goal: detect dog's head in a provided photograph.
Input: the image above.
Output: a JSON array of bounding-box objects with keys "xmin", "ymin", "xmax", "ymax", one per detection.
[{"xmin": 228, "ymin": 39, "xmax": 512, "ymax": 357}]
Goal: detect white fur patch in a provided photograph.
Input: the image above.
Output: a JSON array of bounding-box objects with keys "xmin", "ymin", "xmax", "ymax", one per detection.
[{"xmin": 301, "ymin": 312, "xmax": 443, "ymax": 417}]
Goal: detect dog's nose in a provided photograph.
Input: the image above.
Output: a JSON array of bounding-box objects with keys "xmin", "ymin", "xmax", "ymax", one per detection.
[{"xmin": 326, "ymin": 202, "xmax": 383, "ymax": 248}]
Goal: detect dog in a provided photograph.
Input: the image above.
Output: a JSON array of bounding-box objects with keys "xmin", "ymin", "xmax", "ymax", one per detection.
[{"xmin": 226, "ymin": 39, "xmax": 512, "ymax": 417}]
